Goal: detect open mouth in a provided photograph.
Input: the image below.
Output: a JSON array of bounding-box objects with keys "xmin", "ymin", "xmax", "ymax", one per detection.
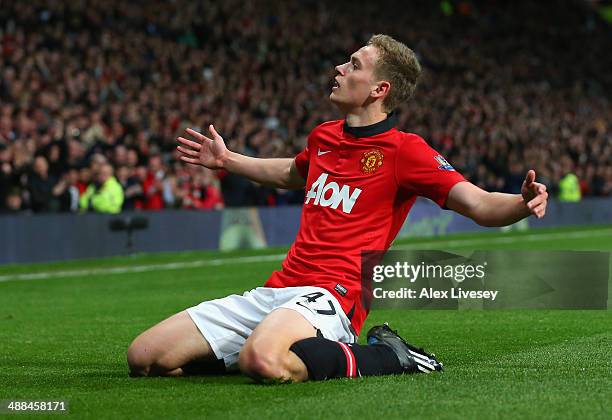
[{"xmin": 332, "ymin": 79, "xmax": 340, "ymax": 90}]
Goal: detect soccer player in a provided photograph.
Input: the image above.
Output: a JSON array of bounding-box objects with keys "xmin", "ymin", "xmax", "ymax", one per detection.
[{"xmin": 127, "ymin": 34, "xmax": 548, "ymax": 382}]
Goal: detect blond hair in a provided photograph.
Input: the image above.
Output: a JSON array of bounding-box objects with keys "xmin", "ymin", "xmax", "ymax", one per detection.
[{"xmin": 367, "ymin": 34, "xmax": 421, "ymax": 112}]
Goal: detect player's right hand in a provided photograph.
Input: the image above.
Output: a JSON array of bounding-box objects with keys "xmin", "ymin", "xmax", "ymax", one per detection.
[{"xmin": 177, "ymin": 125, "xmax": 228, "ymax": 170}]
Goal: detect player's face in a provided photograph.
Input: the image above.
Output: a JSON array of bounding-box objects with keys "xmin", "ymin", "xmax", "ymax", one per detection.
[{"xmin": 330, "ymin": 45, "xmax": 380, "ymax": 111}]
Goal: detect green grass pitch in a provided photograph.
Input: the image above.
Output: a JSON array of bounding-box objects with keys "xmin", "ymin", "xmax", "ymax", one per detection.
[{"xmin": 1, "ymin": 224, "xmax": 611, "ymax": 419}]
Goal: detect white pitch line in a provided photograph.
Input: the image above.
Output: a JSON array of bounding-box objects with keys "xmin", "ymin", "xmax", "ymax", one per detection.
[
  {"xmin": 0, "ymin": 254, "xmax": 286, "ymax": 283},
  {"xmin": 1, "ymin": 228, "xmax": 610, "ymax": 283}
]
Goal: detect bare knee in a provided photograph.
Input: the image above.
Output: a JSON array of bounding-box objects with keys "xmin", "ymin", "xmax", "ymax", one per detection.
[
  {"xmin": 238, "ymin": 342, "xmax": 285, "ymax": 381},
  {"xmin": 127, "ymin": 336, "xmax": 174, "ymax": 377},
  {"xmin": 127, "ymin": 338, "xmax": 154, "ymax": 377}
]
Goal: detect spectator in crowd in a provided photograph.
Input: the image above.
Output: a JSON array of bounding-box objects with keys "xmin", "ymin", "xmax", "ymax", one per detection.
[
  {"xmin": 178, "ymin": 167, "xmax": 224, "ymax": 210},
  {"xmin": 27, "ymin": 156, "xmax": 58, "ymax": 212},
  {"xmin": 0, "ymin": 143, "xmax": 15, "ymax": 209},
  {"xmin": 76, "ymin": 166, "xmax": 92, "ymax": 196},
  {"xmin": 79, "ymin": 162, "xmax": 124, "ymax": 213},
  {"xmin": 1, "ymin": 188, "xmax": 24, "ymax": 213},
  {"xmin": 52, "ymin": 167, "xmax": 81, "ymax": 212},
  {"xmin": 140, "ymin": 155, "xmax": 166, "ymax": 210},
  {"xmin": 558, "ymin": 156, "xmax": 582, "ymax": 202},
  {"xmin": 116, "ymin": 165, "xmax": 143, "ymax": 211}
]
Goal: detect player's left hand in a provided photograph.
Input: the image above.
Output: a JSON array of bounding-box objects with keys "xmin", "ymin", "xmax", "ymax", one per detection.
[{"xmin": 521, "ymin": 170, "xmax": 548, "ymax": 219}]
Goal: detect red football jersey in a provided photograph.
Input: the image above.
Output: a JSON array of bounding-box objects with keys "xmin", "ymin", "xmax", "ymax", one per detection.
[{"xmin": 264, "ymin": 114, "xmax": 466, "ymax": 335}]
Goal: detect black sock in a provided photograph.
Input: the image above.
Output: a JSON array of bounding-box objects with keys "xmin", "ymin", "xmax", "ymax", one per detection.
[{"xmin": 290, "ymin": 337, "xmax": 402, "ymax": 380}]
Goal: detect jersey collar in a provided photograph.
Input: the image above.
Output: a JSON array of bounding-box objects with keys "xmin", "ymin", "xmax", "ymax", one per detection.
[{"xmin": 343, "ymin": 112, "xmax": 397, "ymax": 138}]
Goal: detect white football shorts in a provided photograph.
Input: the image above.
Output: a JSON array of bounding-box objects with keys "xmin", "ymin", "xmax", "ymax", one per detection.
[{"xmin": 186, "ymin": 286, "xmax": 357, "ymax": 370}]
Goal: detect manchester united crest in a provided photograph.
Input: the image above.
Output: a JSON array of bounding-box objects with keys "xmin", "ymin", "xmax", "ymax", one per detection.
[{"xmin": 360, "ymin": 149, "xmax": 384, "ymax": 174}]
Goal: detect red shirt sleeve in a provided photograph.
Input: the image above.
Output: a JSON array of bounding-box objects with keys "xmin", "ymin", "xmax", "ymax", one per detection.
[
  {"xmin": 395, "ymin": 134, "xmax": 466, "ymax": 207},
  {"xmin": 294, "ymin": 147, "xmax": 309, "ymax": 179},
  {"xmin": 294, "ymin": 130, "xmax": 315, "ymax": 179}
]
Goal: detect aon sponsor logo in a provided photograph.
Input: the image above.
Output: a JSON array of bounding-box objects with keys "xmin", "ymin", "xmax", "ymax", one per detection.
[{"xmin": 305, "ymin": 173, "xmax": 362, "ymax": 214}]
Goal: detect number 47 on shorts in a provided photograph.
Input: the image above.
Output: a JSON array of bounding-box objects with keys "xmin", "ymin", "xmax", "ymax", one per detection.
[{"xmin": 296, "ymin": 292, "xmax": 337, "ymax": 316}]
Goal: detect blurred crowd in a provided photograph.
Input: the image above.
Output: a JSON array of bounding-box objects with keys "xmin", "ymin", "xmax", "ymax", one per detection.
[{"xmin": 0, "ymin": 0, "xmax": 610, "ymax": 214}]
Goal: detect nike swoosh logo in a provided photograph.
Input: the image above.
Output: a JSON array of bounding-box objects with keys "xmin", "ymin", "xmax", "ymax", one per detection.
[{"xmin": 317, "ymin": 149, "xmax": 331, "ymax": 156}]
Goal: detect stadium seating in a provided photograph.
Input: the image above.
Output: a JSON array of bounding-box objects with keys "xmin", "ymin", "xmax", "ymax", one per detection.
[{"xmin": 0, "ymin": 0, "xmax": 610, "ymax": 213}]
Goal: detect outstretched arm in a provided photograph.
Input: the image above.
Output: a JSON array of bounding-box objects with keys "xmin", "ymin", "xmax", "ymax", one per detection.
[
  {"xmin": 176, "ymin": 125, "xmax": 306, "ymax": 190},
  {"xmin": 446, "ymin": 170, "xmax": 548, "ymax": 227}
]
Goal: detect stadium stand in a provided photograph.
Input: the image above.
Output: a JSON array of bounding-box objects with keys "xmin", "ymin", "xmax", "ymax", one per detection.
[{"xmin": 0, "ymin": 0, "xmax": 610, "ymax": 213}]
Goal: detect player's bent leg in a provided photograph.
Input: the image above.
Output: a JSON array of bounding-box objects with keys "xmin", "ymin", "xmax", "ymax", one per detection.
[
  {"xmin": 238, "ymin": 308, "xmax": 317, "ymax": 383},
  {"xmin": 289, "ymin": 324, "xmax": 444, "ymax": 380},
  {"xmin": 127, "ymin": 310, "xmax": 217, "ymax": 377}
]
